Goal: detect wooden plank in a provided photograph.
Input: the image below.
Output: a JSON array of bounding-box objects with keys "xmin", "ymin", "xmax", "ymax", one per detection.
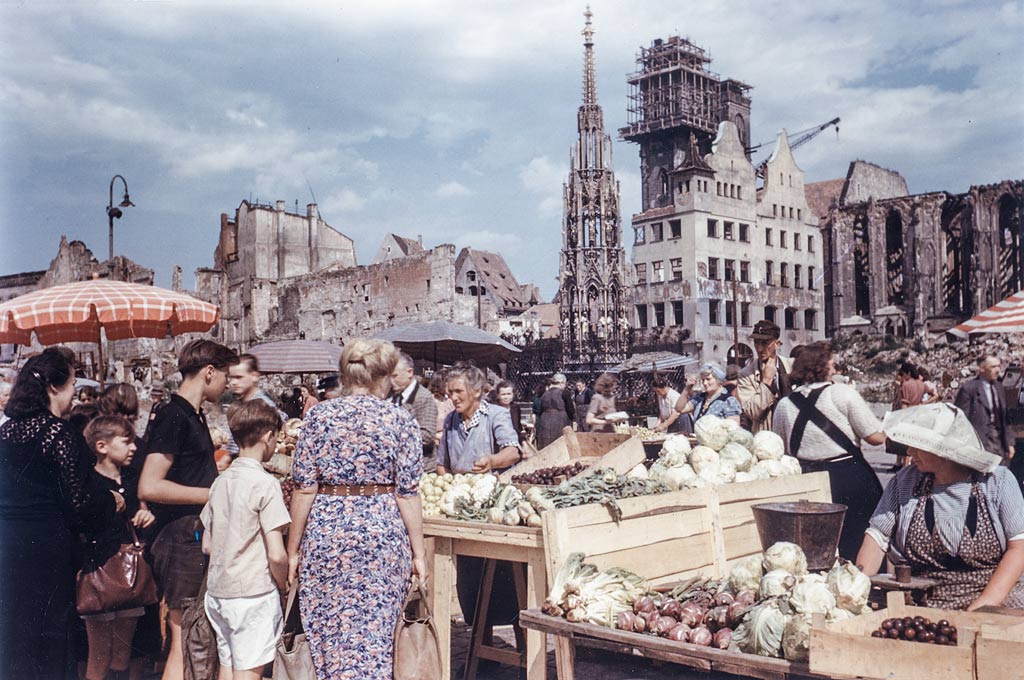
[
  {"xmin": 571, "ymin": 432, "xmax": 632, "ymax": 457},
  {"xmin": 558, "ymin": 507, "xmax": 712, "ymax": 557},
  {"xmin": 582, "ymin": 436, "xmax": 646, "ymax": 476},
  {"xmin": 423, "ymin": 517, "xmax": 544, "ymax": 547},
  {"xmin": 526, "ymin": 549, "xmax": 548, "ymax": 680},
  {"xmin": 585, "ymin": 533, "xmax": 719, "ymax": 582},
  {"xmin": 431, "ymin": 537, "xmax": 454, "ymax": 680},
  {"xmin": 557, "ymin": 488, "xmax": 711, "ymax": 529},
  {"xmin": 452, "ymin": 539, "xmax": 533, "ymax": 562},
  {"xmin": 715, "ymin": 472, "xmax": 832, "ymax": 504}
]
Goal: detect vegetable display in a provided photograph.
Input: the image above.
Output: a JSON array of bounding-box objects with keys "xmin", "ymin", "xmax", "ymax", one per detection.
[
  {"xmin": 871, "ymin": 616, "xmax": 958, "ymax": 645},
  {"xmin": 511, "ymin": 462, "xmax": 585, "ymax": 485},
  {"xmin": 274, "ymin": 418, "xmax": 303, "ymax": 456},
  {"xmin": 543, "ymin": 553, "xmax": 647, "ymax": 626}
]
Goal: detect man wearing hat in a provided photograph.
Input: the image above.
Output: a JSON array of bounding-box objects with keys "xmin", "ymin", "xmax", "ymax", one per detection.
[
  {"xmin": 736, "ymin": 320, "xmax": 793, "ymax": 432},
  {"xmin": 856, "ymin": 402, "xmax": 1024, "ymax": 611}
]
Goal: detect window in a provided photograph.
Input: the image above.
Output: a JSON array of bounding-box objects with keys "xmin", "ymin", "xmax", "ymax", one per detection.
[
  {"xmin": 794, "ymin": 264, "xmax": 803, "ymax": 289},
  {"xmin": 672, "ymin": 300, "xmax": 684, "ymax": 325},
  {"xmin": 785, "ymin": 307, "xmax": 797, "ymax": 330},
  {"xmin": 670, "ymin": 258, "xmax": 683, "ymax": 281},
  {"xmin": 794, "ymin": 233, "xmax": 801, "ymax": 251},
  {"xmin": 652, "ymin": 260, "xmax": 665, "ymax": 283},
  {"xmin": 765, "ymin": 228, "xmax": 773, "ymax": 246},
  {"xmin": 804, "ymin": 309, "xmax": 817, "ymax": 330},
  {"xmin": 797, "ymin": 208, "xmax": 803, "ymax": 220},
  {"xmin": 724, "ymin": 259, "xmax": 735, "ymax": 282},
  {"xmin": 724, "ymin": 221, "xmax": 734, "ymax": 240},
  {"xmin": 808, "ymin": 266, "xmax": 816, "ymax": 290},
  {"xmin": 808, "ymin": 235, "xmax": 815, "ymax": 253},
  {"xmin": 654, "ymin": 302, "xmax": 666, "ymax": 327},
  {"xmin": 635, "ymin": 263, "xmax": 647, "ymax": 285},
  {"xmin": 741, "ymin": 302, "xmax": 751, "ymax": 327},
  {"xmin": 709, "ymin": 299, "xmax": 721, "ymax": 325},
  {"xmin": 789, "ymin": 207, "xmax": 794, "ymax": 219},
  {"xmin": 651, "ymin": 222, "xmax": 664, "ymax": 242},
  {"xmin": 765, "ymin": 261, "xmax": 774, "ymax": 286},
  {"xmin": 781, "ymin": 263, "xmax": 789, "ymax": 288},
  {"xmin": 707, "ymin": 219, "xmax": 718, "ymax": 238},
  {"xmin": 708, "ymin": 257, "xmax": 719, "ymax": 280},
  {"xmin": 739, "ymin": 223, "xmax": 750, "ymax": 242},
  {"xmin": 467, "ymin": 271, "xmax": 477, "ymax": 282},
  {"xmin": 636, "ymin": 305, "xmax": 648, "ymax": 328},
  {"xmin": 716, "ymin": 181, "xmax": 722, "ymax": 196},
  {"xmin": 740, "ymin": 260, "xmax": 750, "ymax": 283},
  {"xmin": 633, "ymin": 225, "xmax": 645, "ymax": 245},
  {"xmin": 737, "ymin": 186, "xmax": 743, "ymax": 200},
  {"xmin": 780, "ymin": 231, "xmax": 788, "ymax": 248},
  {"xmin": 765, "ymin": 306, "xmax": 777, "ymax": 324},
  {"xmin": 660, "ymin": 171, "xmax": 669, "ymax": 197},
  {"xmin": 669, "ymin": 219, "xmax": 682, "ymax": 239},
  {"xmin": 725, "ymin": 301, "xmax": 735, "ymax": 326},
  {"xmin": 773, "ymin": 204, "xmax": 778, "ymax": 217}
]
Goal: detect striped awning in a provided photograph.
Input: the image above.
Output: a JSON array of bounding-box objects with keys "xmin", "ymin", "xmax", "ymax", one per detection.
[
  {"xmin": 948, "ymin": 290, "xmax": 1024, "ymax": 339},
  {"xmin": 0, "ymin": 279, "xmax": 219, "ymax": 345},
  {"xmin": 248, "ymin": 340, "xmax": 343, "ymax": 374},
  {"xmin": 608, "ymin": 351, "xmax": 700, "ymax": 374}
]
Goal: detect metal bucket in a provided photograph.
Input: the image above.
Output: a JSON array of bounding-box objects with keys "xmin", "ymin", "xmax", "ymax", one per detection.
[{"xmin": 751, "ymin": 500, "xmax": 848, "ymax": 571}]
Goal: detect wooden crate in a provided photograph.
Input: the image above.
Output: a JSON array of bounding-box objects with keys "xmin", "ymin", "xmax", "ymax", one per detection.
[
  {"xmin": 976, "ymin": 617, "xmax": 1024, "ymax": 680},
  {"xmin": 809, "ymin": 591, "xmax": 1023, "ymax": 680},
  {"xmin": 499, "ymin": 430, "xmax": 644, "ymax": 483}
]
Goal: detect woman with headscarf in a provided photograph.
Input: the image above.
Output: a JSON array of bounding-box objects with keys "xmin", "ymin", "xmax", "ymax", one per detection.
[
  {"xmin": 857, "ymin": 402, "xmax": 1024, "ymax": 610},
  {"xmin": 674, "ymin": 365, "xmax": 742, "ymax": 424}
]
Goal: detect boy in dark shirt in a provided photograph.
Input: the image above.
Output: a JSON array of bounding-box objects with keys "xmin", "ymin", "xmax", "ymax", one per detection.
[{"xmin": 139, "ymin": 340, "xmax": 238, "ymax": 680}]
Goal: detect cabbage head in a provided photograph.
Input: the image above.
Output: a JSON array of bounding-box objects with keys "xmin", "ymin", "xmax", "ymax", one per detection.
[
  {"xmin": 661, "ymin": 434, "xmax": 692, "ymax": 458},
  {"xmin": 789, "ymin": 576, "xmax": 836, "ymax": 615},
  {"xmin": 689, "ymin": 445, "xmax": 720, "ymax": 474},
  {"xmin": 752, "ymin": 430, "xmax": 786, "ymax": 461},
  {"xmin": 682, "ymin": 475, "xmax": 709, "ymax": 489},
  {"xmin": 753, "ymin": 459, "xmax": 786, "ymax": 478},
  {"xmin": 729, "ymin": 599, "xmax": 787, "ymax": 657},
  {"xmin": 782, "ymin": 613, "xmax": 812, "ymax": 662},
  {"xmin": 694, "ymin": 414, "xmax": 732, "ymax": 451},
  {"xmin": 728, "ymin": 554, "xmax": 764, "ymax": 594},
  {"xmin": 734, "ymin": 471, "xmax": 756, "ymax": 484},
  {"xmin": 827, "ymin": 607, "xmax": 855, "ymax": 622},
  {"xmin": 728, "ymin": 427, "xmax": 756, "ymax": 451},
  {"xmin": 763, "ymin": 542, "xmax": 808, "ymax": 576},
  {"xmin": 697, "ymin": 461, "xmax": 722, "ymax": 483},
  {"xmin": 827, "ymin": 560, "xmax": 871, "ymax": 613},
  {"xmin": 662, "ymin": 464, "xmax": 697, "ymax": 490},
  {"xmin": 759, "ymin": 569, "xmax": 797, "ymax": 598},
  {"xmin": 626, "ymin": 463, "xmax": 649, "ymax": 479},
  {"xmin": 779, "ymin": 456, "xmax": 802, "ymax": 476},
  {"xmin": 719, "ymin": 442, "xmax": 755, "ymax": 472}
]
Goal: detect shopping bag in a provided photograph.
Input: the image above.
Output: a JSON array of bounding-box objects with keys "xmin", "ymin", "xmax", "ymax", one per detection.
[
  {"xmin": 273, "ymin": 583, "xmax": 315, "ymax": 680},
  {"xmin": 393, "ymin": 580, "xmax": 441, "ymax": 680},
  {"xmin": 76, "ymin": 522, "xmax": 158, "ymax": 615},
  {"xmin": 181, "ymin": 575, "xmax": 218, "ymax": 680}
]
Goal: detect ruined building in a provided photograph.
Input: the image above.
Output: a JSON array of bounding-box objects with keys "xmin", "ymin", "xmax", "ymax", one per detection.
[
  {"xmin": 558, "ymin": 9, "xmax": 630, "ymax": 369},
  {"xmin": 811, "ymin": 162, "xmax": 1024, "ymax": 337},
  {"xmin": 623, "ymin": 36, "xmax": 824, "ymax": 365}
]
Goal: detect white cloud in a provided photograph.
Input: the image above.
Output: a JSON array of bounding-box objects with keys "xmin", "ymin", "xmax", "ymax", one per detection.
[
  {"xmin": 225, "ymin": 108, "xmax": 267, "ymax": 129},
  {"xmin": 321, "ymin": 188, "xmax": 367, "ymax": 214},
  {"xmin": 453, "ymin": 230, "xmax": 523, "ymax": 254},
  {"xmin": 435, "ymin": 181, "xmax": 472, "ymax": 198}
]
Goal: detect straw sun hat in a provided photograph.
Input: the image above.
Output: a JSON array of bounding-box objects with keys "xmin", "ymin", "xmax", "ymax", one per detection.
[{"xmin": 882, "ymin": 402, "xmax": 1002, "ymax": 473}]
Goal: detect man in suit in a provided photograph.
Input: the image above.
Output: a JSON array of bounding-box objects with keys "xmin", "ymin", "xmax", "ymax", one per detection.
[
  {"xmin": 737, "ymin": 320, "xmax": 793, "ymax": 433},
  {"xmin": 955, "ymin": 355, "xmax": 1013, "ymax": 462},
  {"xmin": 390, "ymin": 352, "xmax": 439, "ymax": 471}
]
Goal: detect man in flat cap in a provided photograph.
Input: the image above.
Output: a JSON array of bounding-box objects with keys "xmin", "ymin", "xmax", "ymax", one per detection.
[{"xmin": 737, "ymin": 320, "xmax": 793, "ymax": 432}]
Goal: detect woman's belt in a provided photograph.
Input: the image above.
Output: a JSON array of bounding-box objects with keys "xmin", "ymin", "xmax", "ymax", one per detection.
[
  {"xmin": 318, "ymin": 483, "xmax": 395, "ymax": 496},
  {"xmin": 542, "ymin": 408, "xmax": 563, "ymax": 413}
]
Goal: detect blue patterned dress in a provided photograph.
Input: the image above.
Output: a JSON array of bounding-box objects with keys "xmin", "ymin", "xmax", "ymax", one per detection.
[{"xmin": 292, "ymin": 395, "xmax": 422, "ymax": 679}]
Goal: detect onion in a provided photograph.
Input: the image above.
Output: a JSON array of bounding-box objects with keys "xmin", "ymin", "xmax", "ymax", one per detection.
[
  {"xmin": 634, "ymin": 596, "xmax": 657, "ymax": 614},
  {"xmin": 667, "ymin": 623, "xmax": 690, "ymax": 642},
  {"xmin": 678, "ymin": 609, "xmax": 700, "ymax": 627},
  {"xmin": 654, "ymin": 616, "xmax": 678, "ymax": 637},
  {"xmin": 659, "ymin": 599, "xmax": 682, "ymax": 619},
  {"xmin": 727, "ymin": 602, "xmax": 748, "ymax": 628},
  {"xmin": 690, "ymin": 626, "xmax": 713, "ymax": 646},
  {"xmin": 714, "ymin": 591, "xmax": 735, "ymax": 607},
  {"xmin": 714, "ymin": 628, "xmax": 733, "ymax": 649},
  {"xmin": 734, "ymin": 590, "xmax": 757, "ymax": 607},
  {"xmin": 616, "ymin": 611, "xmax": 636, "ymax": 631},
  {"xmin": 632, "ymin": 615, "xmax": 647, "ymax": 634}
]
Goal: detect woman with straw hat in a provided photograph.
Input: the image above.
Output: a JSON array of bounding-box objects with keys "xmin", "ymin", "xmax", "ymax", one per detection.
[{"xmin": 856, "ymin": 402, "xmax": 1024, "ymax": 610}]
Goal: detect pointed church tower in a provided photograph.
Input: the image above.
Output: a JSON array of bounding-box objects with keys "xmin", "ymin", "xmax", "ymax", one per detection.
[{"xmin": 559, "ymin": 7, "xmax": 629, "ymax": 368}]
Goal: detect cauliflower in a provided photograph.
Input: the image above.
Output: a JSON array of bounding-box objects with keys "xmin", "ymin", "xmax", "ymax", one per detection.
[
  {"xmin": 440, "ymin": 483, "xmax": 471, "ymax": 516},
  {"xmin": 719, "ymin": 442, "xmax": 755, "ymax": 472},
  {"xmin": 661, "ymin": 434, "xmax": 692, "ymax": 458},
  {"xmin": 694, "ymin": 415, "xmax": 733, "ymax": 451},
  {"xmin": 752, "ymin": 431, "xmax": 786, "ymax": 461},
  {"xmin": 689, "ymin": 445, "xmax": 720, "ymax": 474},
  {"xmin": 470, "ymin": 474, "xmax": 498, "ymax": 505},
  {"xmin": 763, "ymin": 542, "xmax": 808, "ymax": 576}
]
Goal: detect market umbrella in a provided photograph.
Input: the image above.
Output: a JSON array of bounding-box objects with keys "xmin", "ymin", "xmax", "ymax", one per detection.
[
  {"xmin": 0, "ymin": 278, "xmax": 219, "ymax": 377},
  {"xmin": 375, "ymin": 320, "xmax": 521, "ymax": 367},
  {"xmin": 247, "ymin": 339, "xmax": 342, "ymax": 374},
  {"xmin": 947, "ymin": 290, "xmax": 1024, "ymax": 340}
]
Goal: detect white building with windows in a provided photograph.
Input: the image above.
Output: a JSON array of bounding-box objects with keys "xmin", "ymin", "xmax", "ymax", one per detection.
[{"xmin": 629, "ymin": 122, "xmax": 824, "ymax": 365}]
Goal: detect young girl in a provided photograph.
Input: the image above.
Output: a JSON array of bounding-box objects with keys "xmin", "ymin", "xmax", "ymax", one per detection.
[{"xmin": 81, "ymin": 416, "xmax": 156, "ymax": 680}]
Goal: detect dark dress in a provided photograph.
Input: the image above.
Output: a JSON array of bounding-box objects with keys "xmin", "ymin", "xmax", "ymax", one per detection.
[
  {"xmin": 537, "ymin": 388, "xmax": 571, "ymax": 449},
  {"xmin": 0, "ymin": 413, "xmax": 116, "ymax": 679}
]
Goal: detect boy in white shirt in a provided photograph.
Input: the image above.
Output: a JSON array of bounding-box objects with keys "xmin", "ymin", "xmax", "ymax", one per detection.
[{"xmin": 201, "ymin": 400, "xmax": 290, "ymax": 679}]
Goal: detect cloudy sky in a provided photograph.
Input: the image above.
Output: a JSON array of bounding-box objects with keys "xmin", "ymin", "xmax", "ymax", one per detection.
[{"xmin": 1, "ymin": 1, "xmax": 1021, "ymax": 300}]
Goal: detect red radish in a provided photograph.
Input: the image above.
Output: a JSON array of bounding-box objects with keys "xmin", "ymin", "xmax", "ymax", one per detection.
[
  {"xmin": 690, "ymin": 626, "xmax": 713, "ymax": 647},
  {"xmin": 633, "ymin": 596, "xmax": 657, "ymax": 614},
  {"xmin": 714, "ymin": 628, "xmax": 733, "ymax": 649},
  {"xmin": 667, "ymin": 623, "xmax": 690, "ymax": 642},
  {"xmin": 616, "ymin": 611, "xmax": 636, "ymax": 631}
]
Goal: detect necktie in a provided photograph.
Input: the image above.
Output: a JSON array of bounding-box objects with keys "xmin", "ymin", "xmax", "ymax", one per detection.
[{"xmin": 392, "ymin": 394, "xmax": 402, "ymax": 405}]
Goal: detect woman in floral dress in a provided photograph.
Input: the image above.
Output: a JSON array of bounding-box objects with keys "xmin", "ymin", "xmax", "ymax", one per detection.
[{"xmin": 287, "ymin": 339, "xmax": 425, "ymax": 679}]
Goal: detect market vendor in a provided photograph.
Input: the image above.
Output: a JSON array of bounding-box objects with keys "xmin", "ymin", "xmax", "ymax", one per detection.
[
  {"xmin": 586, "ymin": 373, "xmax": 620, "ymax": 433},
  {"xmin": 856, "ymin": 402, "xmax": 1024, "ymax": 610},
  {"xmin": 652, "ymin": 377, "xmax": 686, "ymax": 434},
  {"xmin": 674, "ymin": 365, "xmax": 741, "ymax": 424},
  {"xmin": 436, "ymin": 363, "xmax": 523, "ymax": 627}
]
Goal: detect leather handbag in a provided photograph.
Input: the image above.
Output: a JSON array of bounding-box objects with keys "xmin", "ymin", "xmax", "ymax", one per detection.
[
  {"xmin": 273, "ymin": 583, "xmax": 315, "ymax": 680},
  {"xmin": 181, "ymin": 572, "xmax": 218, "ymax": 680},
  {"xmin": 393, "ymin": 581, "xmax": 441, "ymax": 680},
  {"xmin": 76, "ymin": 521, "xmax": 158, "ymax": 615}
]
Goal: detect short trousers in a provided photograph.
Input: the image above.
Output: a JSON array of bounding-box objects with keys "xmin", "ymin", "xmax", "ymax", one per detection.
[
  {"xmin": 80, "ymin": 606, "xmax": 145, "ymax": 622},
  {"xmin": 204, "ymin": 590, "xmax": 283, "ymax": 670},
  {"xmin": 150, "ymin": 516, "xmax": 206, "ymax": 610}
]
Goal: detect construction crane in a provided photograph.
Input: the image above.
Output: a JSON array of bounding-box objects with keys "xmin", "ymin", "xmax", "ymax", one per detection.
[{"xmin": 747, "ymin": 117, "xmax": 840, "ymax": 178}]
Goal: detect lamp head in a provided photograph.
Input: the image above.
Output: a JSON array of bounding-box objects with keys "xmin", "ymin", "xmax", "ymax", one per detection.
[{"xmin": 119, "ymin": 193, "xmax": 134, "ymax": 208}]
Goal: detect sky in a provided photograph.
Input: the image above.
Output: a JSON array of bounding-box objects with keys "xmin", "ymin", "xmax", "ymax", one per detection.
[{"xmin": 1, "ymin": 1, "xmax": 1021, "ymax": 301}]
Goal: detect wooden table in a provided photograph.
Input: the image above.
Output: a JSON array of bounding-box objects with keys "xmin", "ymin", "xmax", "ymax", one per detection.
[{"xmin": 424, "ymin": 517, "xmax": 549, "ymax": 680}]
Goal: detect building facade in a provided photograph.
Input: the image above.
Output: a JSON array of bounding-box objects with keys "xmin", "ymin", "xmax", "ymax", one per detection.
[{"xmin": 558, "ymin": 9, "xmax": 630, "ymax": 369}]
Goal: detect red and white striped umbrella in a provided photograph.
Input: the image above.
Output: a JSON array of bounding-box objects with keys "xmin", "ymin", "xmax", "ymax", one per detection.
[
  {"xmin": 247, "ymin": 340, "xmax": 342, "ymax": 374},
  {"xmin": 0, "ymin": 279, "xmax": 219, "ymax": 345},
  {"xmin": 948, "ymin": 290, "xmax": 1024, "ymax": 339}
]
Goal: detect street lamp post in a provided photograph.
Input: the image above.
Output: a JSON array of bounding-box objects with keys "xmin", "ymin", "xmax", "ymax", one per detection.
[{"xmin": 107, "ymin": 175, "xmax": 134, "ymax": 279}]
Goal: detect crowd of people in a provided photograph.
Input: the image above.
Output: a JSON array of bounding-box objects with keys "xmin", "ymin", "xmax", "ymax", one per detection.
[{"xmin": 2, "ymin": 317, "xmax": 1024, "ymax": 679}]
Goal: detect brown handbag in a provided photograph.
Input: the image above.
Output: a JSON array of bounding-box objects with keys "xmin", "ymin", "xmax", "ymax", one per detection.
[
  {"xmin": 76, "ymin": 521, "xmax": 158, "ymax": 615},
  {"xmin": 273, "ymin": 582, "xmax": 315, "ymax": 680},
  {"xmin": 393, "ymin": 581, "xmax": 441, "ymax": 680},
  {"xmin": 181, "ymin": 571, "xmax": 218, "ymax": 680}
]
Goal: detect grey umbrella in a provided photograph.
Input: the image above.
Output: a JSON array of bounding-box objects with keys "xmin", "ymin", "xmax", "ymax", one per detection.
[{"xmin": 375, "ymin": 321, "xmax": 521, "ymax": 367}]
